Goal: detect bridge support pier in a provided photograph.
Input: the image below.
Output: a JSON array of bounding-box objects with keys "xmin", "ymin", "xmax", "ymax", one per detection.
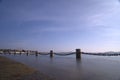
[
  {"xmin": 50, "ymin": 50, "xmax": 54, "ymax": 58},
  {"xmin": 35, "ymin": 51, "xmax": 38, "ymax": 56},
  {"xmin": 76, "ymin": 49, "xmax": 81, "ymax": 59},
  {"xmin": 26, "ymin": 51, "xmax": 29, "ymax": 56}
]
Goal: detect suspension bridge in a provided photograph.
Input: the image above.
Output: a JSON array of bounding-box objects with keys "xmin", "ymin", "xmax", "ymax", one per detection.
[{"xmin": 0, "ymin": 49, "xmax": 120, "ymax": 59}]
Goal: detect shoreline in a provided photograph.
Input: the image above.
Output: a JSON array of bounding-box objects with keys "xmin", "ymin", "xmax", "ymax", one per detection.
[{"xmin": 0, "ymin": 56, "xmax": 55, "ymax": 80}]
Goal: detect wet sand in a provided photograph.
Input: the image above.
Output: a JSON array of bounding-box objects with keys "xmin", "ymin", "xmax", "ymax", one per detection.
[{"xmin": 0, "ymin": 56, "xmax": 55, "ymax": 80}]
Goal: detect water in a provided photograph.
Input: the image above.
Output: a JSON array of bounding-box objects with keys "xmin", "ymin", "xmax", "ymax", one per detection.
[{"xmin": 1, "ymin": 54, "xmax": 120, "ymax": 80}]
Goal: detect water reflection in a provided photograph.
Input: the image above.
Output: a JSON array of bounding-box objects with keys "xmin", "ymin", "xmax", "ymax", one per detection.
[
  {"xmin": 76, "ymin": 58, "xmax": 81, "ymax": 64},
  {"xmin": 50, "ymin": 57, "xmax": 53, "ymax": 63},
  {"xmin": 76, "ymin": 58, "xmax": 81, "ymax": 68}
]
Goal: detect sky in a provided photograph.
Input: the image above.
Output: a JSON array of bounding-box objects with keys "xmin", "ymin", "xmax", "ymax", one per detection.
[{"xmin": 0, "ymin": 0, "xmax": 120, "ymax": 52}]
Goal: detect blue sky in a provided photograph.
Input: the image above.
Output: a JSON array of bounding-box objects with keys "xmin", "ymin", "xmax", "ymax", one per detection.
[{"xmin": 0, "ymin": 0, "xmax": 120, "ymax": 52}]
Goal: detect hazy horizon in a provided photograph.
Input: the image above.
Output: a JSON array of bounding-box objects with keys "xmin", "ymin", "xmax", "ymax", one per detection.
[{"xmin": 0, "ymin": 0, "xmax": 120, "ymax": 52}]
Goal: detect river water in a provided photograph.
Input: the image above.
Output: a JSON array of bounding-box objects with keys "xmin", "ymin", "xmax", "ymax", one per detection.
[{"xmin": 1, "ymin": 54, "xmax": 120, "ymax": 80}]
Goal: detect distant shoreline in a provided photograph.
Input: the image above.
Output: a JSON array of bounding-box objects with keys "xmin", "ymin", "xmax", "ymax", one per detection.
[{"xmin": 0, "ymin": 56, "xmax": 55, "ymax": 80}]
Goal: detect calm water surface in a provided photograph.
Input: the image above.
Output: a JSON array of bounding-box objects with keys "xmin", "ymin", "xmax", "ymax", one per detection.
[{"xmin": 1, "ymin": 54, "xmax": 120, "ymax": 80}]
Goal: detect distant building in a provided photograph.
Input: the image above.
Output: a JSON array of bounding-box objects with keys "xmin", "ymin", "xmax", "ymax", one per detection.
[{"xmin": 0, "ymin": 51, "xmax": 3, "ymax": 53}]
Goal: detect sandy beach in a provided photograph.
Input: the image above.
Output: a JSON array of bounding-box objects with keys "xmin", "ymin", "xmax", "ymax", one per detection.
[{"xmin": 0, "ymin": 56, "xmax": 55, "ymax": 80}]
